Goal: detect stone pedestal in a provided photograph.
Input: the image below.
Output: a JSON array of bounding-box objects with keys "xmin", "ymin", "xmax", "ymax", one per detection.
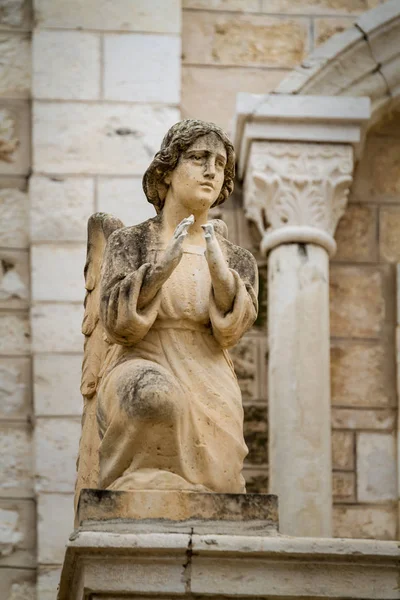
[{"xmin": 58, "ymin": 490, "xmax": 400, "ymax": 600}]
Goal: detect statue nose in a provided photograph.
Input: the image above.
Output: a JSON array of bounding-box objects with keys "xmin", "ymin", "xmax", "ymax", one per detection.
[{"xmin": 204, "ymin": 160, "xmax": 216, "ymax": 178}]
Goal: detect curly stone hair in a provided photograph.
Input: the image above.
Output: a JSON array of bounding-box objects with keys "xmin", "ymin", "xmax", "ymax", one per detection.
[{"xmin": 142, "ymin": 119, "xmax": 235, "ymax": 213}]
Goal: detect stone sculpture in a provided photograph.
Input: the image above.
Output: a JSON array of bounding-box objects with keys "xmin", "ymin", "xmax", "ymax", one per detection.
[{"xmin": 74, "ymin": 119, "xmax": 259, "ymax": 514}]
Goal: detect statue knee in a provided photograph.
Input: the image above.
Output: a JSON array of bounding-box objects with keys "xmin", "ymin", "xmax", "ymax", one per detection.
[{"xmin": 117, "ymin": 366, "xmax": 181, "ymax": 422}]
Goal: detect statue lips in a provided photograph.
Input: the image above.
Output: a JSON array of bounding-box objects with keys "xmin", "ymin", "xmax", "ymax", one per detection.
[{"xmin": 200, "ymin": 182, "xmax": 214, "ymax": 191}]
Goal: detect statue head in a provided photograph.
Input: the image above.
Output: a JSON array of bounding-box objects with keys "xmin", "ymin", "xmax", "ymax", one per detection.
[{"xmin": 143, "ymin": 119, "xmax": 235, "ymax": 214}]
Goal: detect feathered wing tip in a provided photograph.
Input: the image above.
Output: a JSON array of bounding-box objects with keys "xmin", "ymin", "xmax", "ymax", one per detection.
[{"xmin": 74, "ymin": 213, "xmax": 124, "ymax": 524}]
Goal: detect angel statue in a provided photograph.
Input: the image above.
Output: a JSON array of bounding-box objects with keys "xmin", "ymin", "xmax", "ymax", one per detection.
[{"xmin": 75, "ymin": 119, "xmax": 259, "ymax": 514}]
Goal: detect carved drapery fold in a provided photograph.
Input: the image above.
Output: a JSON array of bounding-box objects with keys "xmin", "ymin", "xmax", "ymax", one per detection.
[{"xmin": 244, "ymin": 142, "xmax": 354, "ymax": 257}]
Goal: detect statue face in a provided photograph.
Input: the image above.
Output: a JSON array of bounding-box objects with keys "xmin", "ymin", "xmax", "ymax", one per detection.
[{"xmin": 165, "ymin": 133, "xmax": 227, "ymax": 212}]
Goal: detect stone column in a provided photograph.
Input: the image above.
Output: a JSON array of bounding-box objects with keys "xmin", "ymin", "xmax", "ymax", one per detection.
[{"xmin": 234, "ymin": 94, "xmax": 370, "ymax": 537}]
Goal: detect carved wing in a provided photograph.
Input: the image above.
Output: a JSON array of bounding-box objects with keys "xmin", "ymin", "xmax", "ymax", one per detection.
[{"xmin": 74, "ymin": 212, "xmax": 124, "ymax": 519}]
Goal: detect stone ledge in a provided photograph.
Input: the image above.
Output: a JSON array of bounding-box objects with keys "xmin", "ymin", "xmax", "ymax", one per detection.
[{"xmin": 77, "ymin": 489, "xmax": 279, "ymax": 535}]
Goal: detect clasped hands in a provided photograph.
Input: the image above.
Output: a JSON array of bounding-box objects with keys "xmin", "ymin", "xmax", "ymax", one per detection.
[{"xmin": 138, "ymin": 215, "xmax": 235, "ymax": 314}]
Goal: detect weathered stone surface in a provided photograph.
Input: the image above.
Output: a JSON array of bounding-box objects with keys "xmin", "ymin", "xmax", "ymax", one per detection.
[
  {"xmin": 330, "ymin": 266, "xmax": 386, "ymax": 338},
  {"xmin": 260, "ymin": 0, "xmax": 380, "ymax": 14},
  {"xmin": 315, "ymin": 17, "xmax": 355, "ymax": 46},
  {"xmin": 31, "ymin": 244, "xmax": 86, "ymax": 303},
  {"xmin": 332, "ymin": 471, "xmax": 355, "ymax": 502},
  {"xmin": 34, "ymin": 0, "xmax": 181, "ymax": 33},
  {"xmin": 182, "ymin": 12, "xmax": 309, "ymax": 67},
  {"xmin": 379, "ymin": 206, "xmax": 400, "ymax": 262},
  {"xmin": 34, "ymin": 354, "xmax": 82, "ymax": 416},
  {"xmin": 331, "ymin": 341, "xmax": 396, "ymax": 407},
  {"xmin": 104, "ymin": 33, "xmax": 180, "ymax": 103},
  {"xmin": 0, "ymin": 314, "xmax": 30, "ymax": 355},
  {"xmin": 0, "ymin": 357, "xmax": 31, "ymax": 418},
  {"xmin": 0, "ymin": 423, "xmax": 33, "ymax": 497},
  {"xmin": 333, "ymin": 505, "xmax": 397, "ymax": 540},
  {"xmin": 0, "ymin": 499, "xmax": 35, "ymax": 568},
  {"xmin": 243, "ymin": 467, "xmax": 269, "ymax": 493},
  {"xmin": 30, "ymin": 176, "xmax": 94, "ymax": 242},
  {"xmin": 0, "ymin": 188, "xmax": 28, "ymax": 248},
  {"xmin": 31, "ymin": 303, "xmax": 83, "ymax": 353},
  {"xmin": 0, "ymin": 102, "xmax": 30, "ymax": 176},
  {"xmin": 35, "ymin": 418, "xmax": 80, "ymax": 493},
  {"xmin": 33, "ymin": 102, "xmax": 179, "ymax": 175},
  {"xmin": 370, "ymin": 105, "xmax": 400, "ymax": 138},
  {"xmin": 332, "ymin": 431, "xmax": 354, "ymax": 470},
  {"xmin": 0, "ymin": 249, "xmax": 29, "ymax": 309},
  {"xmin": 38, "ymin": 493, "xmax": 74, "ymax": 564},
  {"xmin": 357, "ymin": 432, "xmax": 397, "ymax": 502},
  {"xmin": 0, "ymin": 569, "xmax": 36, "ymax": 600},
  {"xmin": 0, "ymin": 0, "xmax": 26, "ymax": 28},
  {"xmin": 37, "ymin": 567, "xmax": 61, "ymax": 600},
  {"xmin": 183, "ymin": 0, "xmax": 259, "ymax": 10},
  {"xmin": 334, "ymin": 203, "xmax": 377, "ymax": 263},
  {"xmin": 243, "ymin": 404, "xmax": 268, "ymax": 465},
  {"xmin": 229, "ymin": 336, "xmax": 258, "ymax": 400},
  {"xmin": 97, "ymin": 177, "xmax": 155, "ymax": 226},
  {"xmin": 33, "ymin": 30, "xmax": 100, "ymax": 100},
  {"xmin": 331, "ymin": 407, "xmax": 396, "ymax": 430},
  {"xmin": 352, "ymin": 135, "xmax": 400, "ymax": 202},
  {"xmin": 0, "ymin": 33, "xmax": 30, "ymax": 97},
  {"xmin": 182, "ymin": 66, "xmax": 287, "ymax": 132}
]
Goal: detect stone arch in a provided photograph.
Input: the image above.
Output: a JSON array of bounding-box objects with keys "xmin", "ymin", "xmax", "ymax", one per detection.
[{"xmin": 276, "ymin": 0, "xmax": 400, "ymax": 130}]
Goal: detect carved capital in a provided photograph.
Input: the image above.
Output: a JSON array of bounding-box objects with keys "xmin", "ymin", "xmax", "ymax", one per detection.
[{"xmin": 244, "ymin": 142, "xmax": 354, "ymax": 257}]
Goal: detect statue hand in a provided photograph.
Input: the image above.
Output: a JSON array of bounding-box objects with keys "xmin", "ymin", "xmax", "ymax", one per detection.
[
  {"xmin": 163, "ymin": 214, "xmax": 194, "ymax": 270},
  {"xmin": 202, "ymin": 222, "xmax": 235, "ymax": 313}
]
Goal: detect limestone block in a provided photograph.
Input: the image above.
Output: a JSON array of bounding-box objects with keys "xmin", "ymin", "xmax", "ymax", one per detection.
[
  {"xmin": 31, "ymin": 303, "xmax": 84, "ymax": 353},
  {"xmin": 357, "ymin": 432, "xmax": 397, "ymax": 502},
  {"xmin": 0, "ymin": 423, "xmax": 33, "ymax": 497},
  {"xmin": 0, "ymin": 314, "xmax": 30, "ymax": 355},
  {"xmin": 314, "ymin": 17, "xmax": 355, "ymax": 46},
  {"xmin": 331, "ymin": 341, "xmax": 396, "ymax": 407},
  {"xmin": 332, "ymin": 471, "xmax": 355, "ymax": 502},
  {"xmin": 0, "ymin": 101, "xmax": 30, "ymax": 176},
  {"xmin": 0, "ymin": 249, "xmax": 29, "ymax": 309},
  {"xmin": 331, "ymin": 408, "xmax": 396, "ymax": 430},
  {"xmin": 0, "ymin": 33, "xmax": 30, "ymax": 97},
  {"xmin": 0, "ymin": 569, "xmax": 36, "ymax": 600},
  {"xmin": 97, "ymin": 177, "xmax": 155, "ymax": 226},
  {"xmin": 33, "ymin": 102, "xmax": 179, "ymax": 175},
  {"xmin": 330, "ymin": 266, "xmax": 386, "ymax": 338},
  {"xmin": 35, "ymin": 417, "xmax": 80, "ymax": 493},
  {"xmin": 182, "ymin": 66, "xmax": 287, "ymax": 133},
  {"xmin": 259, "ymin": 0, "xmax": 380, "ymax": 14},
  {"xmin": 182, "ymin": 12, "xmax": 309, "ymax": 68},
  {"xmin": 379, "ymin": 206, "xmax": 400, "ymax": 262},
  {"xmin": 38, "ymin": 493, "xmax": 74, "ymax": 564},
  {"xmin": 183, "ymin": 0, "xmax": 259, "ymax": 10},
  {"xmin": 104, "ymin": 34, "xmax": 180, "ymax": 103},
  {"xmin": 243, "ymin": 467, "xmax": 269, "ymax": 493},
  {"xmin": 30, "ymin": 176, "xmax": 94, "ymax": 242},
  {"xmin": 31, "ymin": 244, "xmax": 86, "ymax": 303},
  {"xmin": 370, "ymin": 105, "xmax": 400, "ymax": 138},
  {"xmin": 0, "ymin": 499, "xmax": 35, "ymax": 568},
  {"xmin": 0, "ymin": 357, "xmax": 31, "ymax": 419},
  {"xmin": 352, "ymin": 135, "xmax": 400, "ymax": 202},
  {"xmin": 229, "ymin": 336, "xmax": 258, "ymax": 400},
  {"xmin": 332, "ymin": 431, "xmax": 354, "ymax": 470},
  {"xmin": 334, "ymin": 204, "xmax": 377, "ymax": 263},
  {"xmin": 33, "ymin": 30, "xmax": 100, "ymax": 100},
  {"xmin": 243, "ymin": 405, "xmax": 268, "ymax": 466},
  {"xmin": 0, "ymin": 188, "xmax": 28, "ymax": 248},
  {"xmin": 34, "ymin": 0, "xmax": 181, "ymax": 33},
  {"xmin": 37, "ymin": 567, "xmax": 62, "ymax": 600},
  {"xmin": 333, "ymin": 505, "xmax": 397, "ymax": 540},
  {"xmin": 0, "ymin": 0, "xmax": 26, "ymax": 29},
  {"xmin": 34, "ymin": 354, "xmax": 83, "ymax": 417}
]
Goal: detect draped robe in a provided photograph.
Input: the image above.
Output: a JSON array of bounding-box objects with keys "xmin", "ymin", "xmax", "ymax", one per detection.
[{"xmin": 96, "ymin": 215, "xmax": 258, "ymax": 494}]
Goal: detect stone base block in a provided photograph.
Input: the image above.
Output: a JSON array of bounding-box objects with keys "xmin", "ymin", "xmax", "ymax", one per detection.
[{"xmin": 77, "ymin": 489, "xmax": 279, "ymax": 535}]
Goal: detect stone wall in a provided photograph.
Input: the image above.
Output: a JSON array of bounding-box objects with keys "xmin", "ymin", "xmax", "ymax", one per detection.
[
  {"xmin": 181, "ymin": 0, "xmax": 386, "ymax": 133},
  {"xmin": 0, "ymin": 0, "xmax": 35, "ymax": 598}
]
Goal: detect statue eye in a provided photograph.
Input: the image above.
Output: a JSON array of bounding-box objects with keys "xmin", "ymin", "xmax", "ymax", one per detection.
[{"xmin": 192, "ymin": 154, "xmax": 203, "ymax": 161}]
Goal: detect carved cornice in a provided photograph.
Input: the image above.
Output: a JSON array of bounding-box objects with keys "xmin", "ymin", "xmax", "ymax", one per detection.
[{"xmin": 244, "ymin": 142, "xmax": 354, "ymax": 257}]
